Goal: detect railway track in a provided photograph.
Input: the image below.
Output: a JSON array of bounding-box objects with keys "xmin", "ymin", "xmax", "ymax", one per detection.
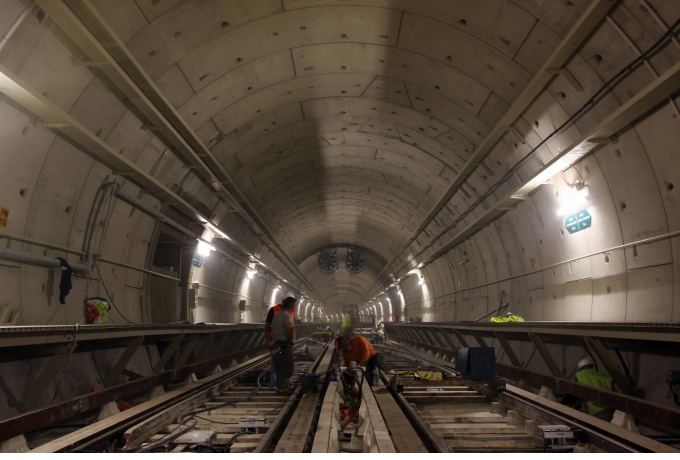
[
  {"xmin": 16, "ymin": 337, "xmax": 680, "ymax": 453},
  {"xmin": 29, "ymin": 338, "xmax": 333, "ymax": 453},
  {"xmin": 376, "ymin": 342, "xmax": 679, "ymax": 454}
]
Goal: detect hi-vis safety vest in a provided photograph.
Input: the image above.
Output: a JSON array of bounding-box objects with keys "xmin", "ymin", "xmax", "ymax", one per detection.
[
  {"xmin": 575, "ymin": 368, "xmax": 613, "ymax": 415},
  {"xmin": 342, "ymin": 314, "xmax": 351, "ymax": 328},
  {"xmin": 490, "ymin": 314, "xmax": 524, "ymax": 322},
  {"xmin": 271, "ymin": 304, "xmax": 295, "ymax": 319}
]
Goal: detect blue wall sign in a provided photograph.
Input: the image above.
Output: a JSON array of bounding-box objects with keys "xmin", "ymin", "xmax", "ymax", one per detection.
[{"xmin": 565, "ymin": 210, "xmax": 592, "ymax": 234}]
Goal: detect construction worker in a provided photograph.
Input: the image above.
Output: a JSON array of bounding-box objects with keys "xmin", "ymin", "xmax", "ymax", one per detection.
[
  {"xmin": 575, "ymin": 357, "xmax": 616, "ymax": 421},
  {"xmin": 271, "ymin": 295, "xmax": 297, "ymax": 395},
  {"xmin": 341, "ymin": 310, "xmax": 352, "ymax": 336},
  {"xmin": 335, "ymin": 336, "xmax": 382, "ymax": 386},
  {"xmin": 377, "ymin": 322, "xmax": 387, "ymax": 343},
  {"xmin": 265, "ymin": 292, "xmax": 296, "ymax": 391}
]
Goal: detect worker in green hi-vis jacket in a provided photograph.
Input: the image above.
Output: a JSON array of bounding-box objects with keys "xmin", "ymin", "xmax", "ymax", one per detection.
[{"xmin": 575, "ymin": 357, "xmax": 616, "ymax": 421}]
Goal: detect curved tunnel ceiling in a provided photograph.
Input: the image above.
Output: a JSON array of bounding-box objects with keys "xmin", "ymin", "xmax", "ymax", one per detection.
[{"xmin": 1, "ymin": 0, "xmax": 679, "ymax": 314}]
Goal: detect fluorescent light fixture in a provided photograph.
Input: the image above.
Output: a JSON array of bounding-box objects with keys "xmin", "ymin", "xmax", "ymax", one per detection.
[{"xmin": 196, "ymin": 240, "xmax": 215, "ymax": 257}]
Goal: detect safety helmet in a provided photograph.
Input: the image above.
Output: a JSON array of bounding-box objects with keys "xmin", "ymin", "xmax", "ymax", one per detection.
[
  {"xmin": 577, "ymin": 357, "xmax": 594, "ymax": 370},
  {"xmin": 379, "ymin": 323, "xmax": 385, "ymax": 329},
  {"xmin": 326, "ymin": 326, "xmax": 331, "ymax": 331},
  {"xmin": 282, "ymin": 291, "xmax": 296, "ymax": 302}
]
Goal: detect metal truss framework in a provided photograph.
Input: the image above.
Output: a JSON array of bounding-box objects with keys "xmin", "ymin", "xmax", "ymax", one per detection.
[
  {"xmin": 385, "ymin": 322, "xmax": 680, "ymax": 430},
  {"xmin": 0, "ymin": 322, "xmax": 318, "ymax": 442}
]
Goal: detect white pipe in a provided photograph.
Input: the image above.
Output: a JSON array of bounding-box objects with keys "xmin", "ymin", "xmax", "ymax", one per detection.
[
  {"xmin": 113, "ymin": 184, "xmax": 195, "ymax": 238},
  {"xmin": 0, "ymin": 248, "xmax": 88, "ymax": 273},
  {"xmin": 0, "ymin": 2, "xmax": 35, "ymax": 54}
]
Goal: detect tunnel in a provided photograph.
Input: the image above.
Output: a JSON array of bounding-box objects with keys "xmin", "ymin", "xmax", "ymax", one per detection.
[{"xmin": 0, "ymin": 0, "xmax": 679, "ymax": 453}]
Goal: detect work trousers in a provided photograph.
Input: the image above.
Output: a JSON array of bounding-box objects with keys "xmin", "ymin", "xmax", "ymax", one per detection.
[
  {"xmin": 268, "ymin": 355, "xmax": 278, "ymax": 390},
  {"xmin": 273, "ymin": 343, "xmax": 295, "ymax": 391}
]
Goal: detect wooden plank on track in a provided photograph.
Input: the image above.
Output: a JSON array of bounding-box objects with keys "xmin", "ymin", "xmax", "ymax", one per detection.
[
  {"xmin": 273, "ymin": 394, "xmax": 318, "ymax": 452},
  {"xmin": 275, "ymin": 344, "xmax": 333, "ymax": 452},
  {"xmin": 360, "ymin": 380, "xmax": 396, "ymax": 453},
  {"xmin": 311, "ymin": 382, "xmax": 338, "ymax": 453},
  {"xmin": 372, "ymin": 385, "xmax": 428, "ymax": 453},
  {"xmin": 445, "ymin": 434, "xmax": 544, "ymax": 449}
]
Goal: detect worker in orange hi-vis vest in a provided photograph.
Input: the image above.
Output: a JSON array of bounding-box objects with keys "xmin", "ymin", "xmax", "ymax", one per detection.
[{"xmin": 265, "ymin": 292, "xmax": 296, "ymax": 391}]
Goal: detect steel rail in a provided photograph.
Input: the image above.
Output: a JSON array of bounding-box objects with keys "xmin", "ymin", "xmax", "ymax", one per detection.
[
  {"xmin": 377, "ymin": 340, "xmax": 679, "ymax": 453},
  {"xmin": 0, "ymin": 325, "xmax": 317, "ymax": 442},
  {"xmin": 38, "ymin": 338, "xmax": 328, "ymax": 453},
  {"xmin": 501, "ymin": 385, "xmax": 677, "ymax": 453},
  {"xmin": 254, "ymin": 342, "xmax": 332, "ymax": 453},
  {"xmin": 31, "ymin": 352, "xmax": 274, "ymax": 452}
]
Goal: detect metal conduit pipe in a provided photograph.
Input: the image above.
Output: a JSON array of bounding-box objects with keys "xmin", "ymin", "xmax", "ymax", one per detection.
[
  {"xmin": 0, "ymin": 2, "xmax": 35, "ymax": 54},
  {"xmin": 112, "ymin": 183, "xmax": 196, "ymax": 239},
  {"xmin": 84, "ymin": 182, "xmax": 116, "ymax": 258},
  {"xmin": 0, "ymin": 248, "xmax": 89, "ymax": 273}
]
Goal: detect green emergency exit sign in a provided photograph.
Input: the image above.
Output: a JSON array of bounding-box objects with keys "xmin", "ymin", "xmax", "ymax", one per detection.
[{"xmin": 565, "ymin": 210, "xmax": 592, "ymax": 234}]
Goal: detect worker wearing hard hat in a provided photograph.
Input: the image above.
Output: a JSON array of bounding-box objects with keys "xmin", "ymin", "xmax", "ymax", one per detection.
[
  {"xmin": 265, "ymin": 291, "xmax": 296, "ymax": 391},
  {"xmin": 575, "ymin": 356, "xmax": 616, "ymax": 421},
  {"xmin": 270, "ymin": 294, "xmax": 297, "ymax": 395},
  {"xmin": 373, "ymin": 322, "xmax": 386, "ymax": 344},
  {"xmin": 341, "ymin": 311, "xmax": 352, "ymax": 336}
]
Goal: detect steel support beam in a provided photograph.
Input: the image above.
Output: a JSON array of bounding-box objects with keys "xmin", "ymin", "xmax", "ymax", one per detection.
[
  {"xmin": 231, "ymin": 331, "xmax": 250, "ymax": 349},
  {"xmin": 194, "ymin": 333, "xmax": 214, "ymax": 363},
  {"xmin": 421, "ymin": 329, "xmax": 442, "ymax": 349},
  {"xmin": 403, "ymin": 327, "xmax": 420, "ymax": 344},
  {"xmin": 152, "ymin": 335, "xmax": 184, "ymax": 374},
  {"xmin": 430, "ymin": 329, "xmax": 450, "ymax": 350},
  {"xmin": 471, "ymin": 331, "xmax": 489, "ymax": 348},
  {"xmin": 103, "ymin": 337, "xmax": 143, "ymax": 388},
  {"xmin": 393, "ymin": 322, "xmax": 680, "ymax": 347},
  {"xmin": 217, "ymin": 334, "xmax": 234, "ymax": 355},
  {"xmin": 528, "ymin": 333, "xmax": 563, "ymax": 378},
  {"xmin": 20, "ymin": 343, "xmax": 75, "ymax": 411},
  {"xmin": 437, "ymin": 327, "xmax": 460, "ymax": 354},
  {"xmin": 243, "ymin": 330, "xmax": 263, "ymax": 350},
  {"xmin": 495, "ymin": 332, "xmax": 523, "ymax": 368},
  {"xmin": 413, "ymin": 328, "xmax": 433, "ymax": 347},
  {"xmin": 0, "ymin": 330, "xmax": 318, "ymax": 444},
  {"xmin": 175, "ymin": 338, "xmax": 199, "ymax": 370},
  {"xmin": 584, "ymin": 336, "xmax": 635, "ymax": 395},
  {"xmin": 452, "ymin": 329, "xmax": 470, "ymax": 348}
]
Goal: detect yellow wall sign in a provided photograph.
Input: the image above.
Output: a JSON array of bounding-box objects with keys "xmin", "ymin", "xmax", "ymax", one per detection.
[{"xmin": 0, "ymin": 206, "xmax": 8, "ymax": 228}]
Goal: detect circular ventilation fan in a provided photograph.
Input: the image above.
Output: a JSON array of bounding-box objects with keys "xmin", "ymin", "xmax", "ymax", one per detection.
[
  {"xmin": 345, "ymin": 251, "xmax": 365, "ymax": 274},
  {"xmin": 317, "ymin": 251, "xmax": 339, "ymax": 274}
]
